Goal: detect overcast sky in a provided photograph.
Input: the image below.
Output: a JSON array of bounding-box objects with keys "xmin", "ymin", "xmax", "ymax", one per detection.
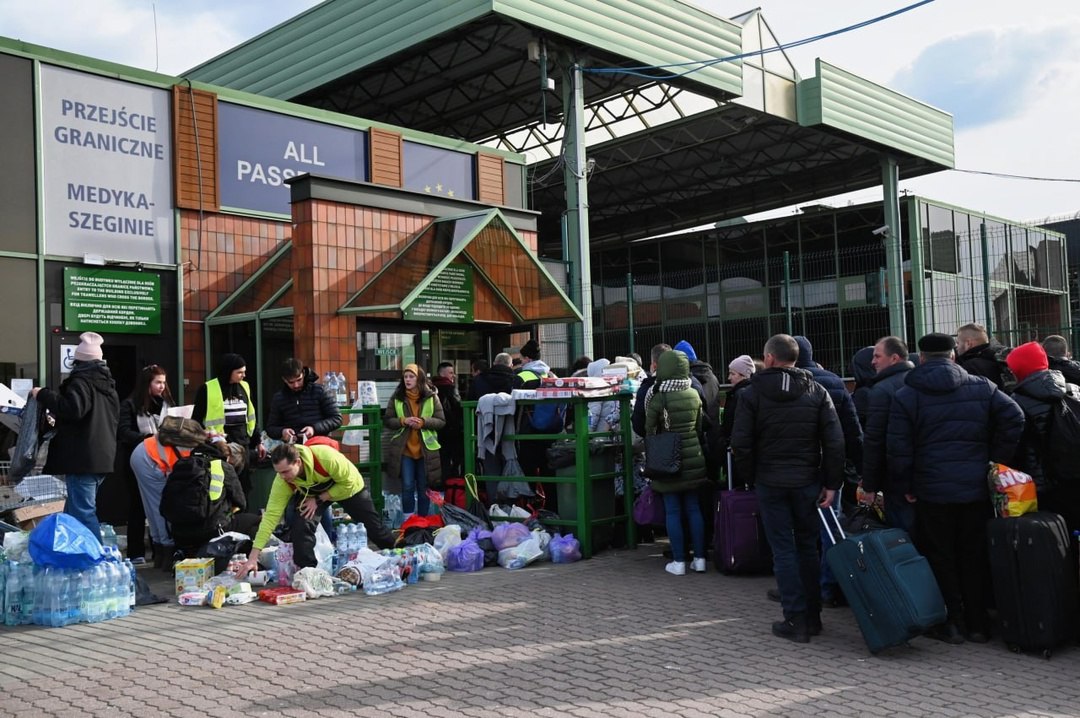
[{"xmin": 1, "ymin": 0, "xmax": 1077, "ymax": 223}]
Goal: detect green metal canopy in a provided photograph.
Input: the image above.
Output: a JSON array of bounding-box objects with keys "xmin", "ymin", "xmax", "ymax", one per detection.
[
  {"xmin": 339, "ymin": 208, "xmax": 582, "ymax": 323},
  {"xmin": 189, "ymin": 2, "xmax": 954, "ymax": 254}
]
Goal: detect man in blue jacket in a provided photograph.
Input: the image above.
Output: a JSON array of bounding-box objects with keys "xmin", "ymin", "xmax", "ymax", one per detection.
[
  {"xmin": 887, "ymin": 332, "xmax": 1023, "ymax": 645},
  {"xmin": 861, "ymin": 336, "xmax": 915, "ymax": 532}
]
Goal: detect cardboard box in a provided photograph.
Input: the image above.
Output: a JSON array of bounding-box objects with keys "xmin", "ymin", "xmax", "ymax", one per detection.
[
  {"xmin": 174, "ymin": 557, "xmax": 215, "ymax": 595},
  {"xmin": 10, "ymin": 499, "xmax": 65, "ymax": 530}
]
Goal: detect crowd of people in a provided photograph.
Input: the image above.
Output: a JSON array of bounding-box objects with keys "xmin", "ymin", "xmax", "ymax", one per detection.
[{"xmin": 25, "ymin": 324, "xmax": 1080, "ymax": 649}]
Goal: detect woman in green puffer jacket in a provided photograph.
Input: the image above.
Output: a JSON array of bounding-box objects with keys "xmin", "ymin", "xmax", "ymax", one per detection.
[{"xmin": 645, "ymin": 349, "xmax": 708, "ymax": 576}]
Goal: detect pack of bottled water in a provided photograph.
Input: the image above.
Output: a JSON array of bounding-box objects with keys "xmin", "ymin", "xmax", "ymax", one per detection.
[{"xmin": 2, "ymin": 552, "xmax": 136, "ymax": 628}]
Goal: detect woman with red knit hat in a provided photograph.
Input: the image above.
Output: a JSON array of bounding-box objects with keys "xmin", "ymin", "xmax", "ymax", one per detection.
[{"xmin": 1006, "ymin": 341, "xmax": 1080, "ymax": 531}]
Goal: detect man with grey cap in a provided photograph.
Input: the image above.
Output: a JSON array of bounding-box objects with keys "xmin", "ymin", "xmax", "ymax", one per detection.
[
  {"xmin": 32, "ymin": 331, "xmax": 120, "ymax": 539},
  {"xmin": 886, "ymin": 332, "xmax": 1023, "ymax": 645}
]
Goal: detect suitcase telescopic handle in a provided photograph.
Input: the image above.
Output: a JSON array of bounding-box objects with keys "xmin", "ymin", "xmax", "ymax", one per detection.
[
  {"xmin": 818, "ymin": 505, "xmax": 846, "ymax": 546},
  {"xmin": 727, "ymin": 449, "xmax": 734, "ymax": 492}
]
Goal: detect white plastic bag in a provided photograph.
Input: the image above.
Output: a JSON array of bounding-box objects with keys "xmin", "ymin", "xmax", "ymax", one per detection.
[
  {"xmin": 314, "ymin": 524, "xmax": 335, "ymax": 574},
  {"xmin": 341, "ymin": 397, "xmax": 366, "ymax": 447},
  {"xmin": 433, "ymin": 524, "xmax": 463, "ymax": 560},
  {"xmin": 292, "ymin": 567, "xmax": 336, "ymax": 598},
  {"xmin": 497, "ymin": 537, "xmax": 544, "ymax": 569}
]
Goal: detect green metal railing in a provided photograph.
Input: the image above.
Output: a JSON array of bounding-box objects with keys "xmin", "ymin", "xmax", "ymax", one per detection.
[
  {"xmin": 462, "ymin": 394, "xmax": 635, "ymax": 558},
  {"xmin": 335, "ymin": 405, "xmax": 385, "ymax": 512}
]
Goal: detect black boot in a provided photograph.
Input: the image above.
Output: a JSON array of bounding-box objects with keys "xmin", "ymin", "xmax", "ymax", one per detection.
[
  {"xmin": 772, "ymin": 615, "xmax": 810, "ymax": 643},
  {"xmin": 152, "ymin": 543, "xmax": 165, "ymax": 569}
]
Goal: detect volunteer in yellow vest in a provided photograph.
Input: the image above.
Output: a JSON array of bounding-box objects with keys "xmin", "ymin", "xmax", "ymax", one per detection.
[
  {"xmin": 129, "ymin": 431, "xmax": 194, "ymax": 566},
  {"xmin": 233, "ymin": 442, "xmax": 396, "ymax": 576},
  {"xmin": 383, "ymin": 363, "xmax": 446, "ymax": 519},
  {"xmin": 192, "ymin": 353, "xmax": 266, "ymax": 493}
]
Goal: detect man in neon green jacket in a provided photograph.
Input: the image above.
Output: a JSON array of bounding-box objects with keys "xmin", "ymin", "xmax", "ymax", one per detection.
[{"xmin": 234, "ymin": 442, "xmax": 395, "ymax": 576}]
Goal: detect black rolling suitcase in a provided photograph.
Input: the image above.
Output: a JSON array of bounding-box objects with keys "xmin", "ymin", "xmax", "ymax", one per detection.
[{"xmin": 987, "ymin": 512, "xmax": 1078, "ymax": 657}]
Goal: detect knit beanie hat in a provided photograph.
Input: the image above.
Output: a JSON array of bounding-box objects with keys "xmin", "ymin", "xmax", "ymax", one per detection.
[
  {"xmin": 403, "ymin": 363, "xmax": 420, "ymax": 377},
  {"xmin": 728, "ymin": 355, "xmax": 756, "ymax": 378},
  {"xmin": 1006, "ymin": 341, "xmax": 1048, "ymax": 383},
  {"xmin": 73, "ymin": 332, "xmax": 105, "ymax": 361},
  {"xmin": 520, "ymin": 339, "xmax": 540, "ymax": 360},
  {"xmin": 673, "ymin": 340, "xmax": 697, "ymax": 362}
]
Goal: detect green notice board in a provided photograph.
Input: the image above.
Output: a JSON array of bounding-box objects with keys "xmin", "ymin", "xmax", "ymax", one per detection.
[
  {"xmin": 404, "ymin": 264, "xmax": 474, "ymax": 323},
  {"xmin": 64, "ymin": 267, "xmax": 161, "ymax": 334}
]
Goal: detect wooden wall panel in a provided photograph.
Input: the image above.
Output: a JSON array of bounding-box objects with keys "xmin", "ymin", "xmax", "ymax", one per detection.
[
  {"xmin": 173, "ymin": 86, "xmax": 220, "ymax": 211},
  {"xmin": 476, "ymin": 152, "xmax": 505, "ymax": 205},
  {"xmin": 369, "ymin": 127, "xmax": 403, "ymax": 187}
]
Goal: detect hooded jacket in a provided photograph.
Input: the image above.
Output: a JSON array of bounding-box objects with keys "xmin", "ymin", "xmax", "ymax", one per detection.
[
  {"xmin": 730, "ymin": 366, "xmax": 844, "ymax": 490},
  {"xmin": 644, "ymin": 350, "xmax": 707, "ymax": 493},
  {"xmin": 957, "ymin": 341, "xmax": 1008, "ymax": 390},
  {"xmin": 887, "ymin": 358, "xmax": 1023, "ymax": 503},
  {"xmin": 265, "ymin": 367, "xmax": 342, "ymax": 440},
  {"xmin": 1010, "ymin": 369, "xmax": 1080, "ymax": 491},
  {"xmin": 1048, "ymin": 355, "xmax": 1080, "ymax": 386},
  {"xmin": 860, "ymin": 360, "xmax": 914, "ymax": 493},
  {"xmin": 468, "ymin": 364, "xmax": 516, "ymax": 399},
  {"xmin": 849, "ymin": 346, "xmax": 876, "ymax": 427},
  {"xmin": 793, "ymin": 336, "xmax": 863, "ymax": 466},
  {"xmin": 38, "ymin": 360, "xmax": 120, "ymax": 474},
  {"xmin": 432, "ymin": 374, "xmax": 464, "ymax": 450}
]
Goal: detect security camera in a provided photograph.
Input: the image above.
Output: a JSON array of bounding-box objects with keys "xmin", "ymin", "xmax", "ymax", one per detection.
[{"xmin": 871, "ymin": 225, "xmax": 890, "ymax": 237}]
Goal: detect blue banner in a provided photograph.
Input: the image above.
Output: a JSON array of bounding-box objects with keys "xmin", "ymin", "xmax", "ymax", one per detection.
[
  {"xmin": 218, "ymin": 103, "xmax": 367, "ymax": 215},
  {"xmin": 403, "ymin": 141, "xmax": 475, "ymax": 201}
]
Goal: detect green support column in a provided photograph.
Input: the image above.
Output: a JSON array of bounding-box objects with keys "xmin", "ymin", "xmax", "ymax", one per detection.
[
  {"xmin": 562, "ymin": 58, "xmax": 594, "ymax": 359},
  {"xmin": 881, "ymin": 156, "xmax": 906, "ymax": 338}
]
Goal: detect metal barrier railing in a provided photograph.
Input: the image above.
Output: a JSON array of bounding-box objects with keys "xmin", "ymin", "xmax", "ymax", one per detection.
[{"xmin": 335, "ymin": 405, "xmax": 385, "ymax": 512}]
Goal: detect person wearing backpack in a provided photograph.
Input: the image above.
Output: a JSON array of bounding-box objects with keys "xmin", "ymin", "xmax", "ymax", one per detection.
[
  {"xmin": 513, "ymin": 340, "xmax": 561, "ymax": 500},
  {"xmin": 131, "ymin": 431, "xmax": 194, "ymax": 568},
  {"xmin": 383, "ymin": 364, "xmax": 446, "ymax": 519},
  {"xmin": 160, "ymin": 439, "xmax": 259, "ymax": 555},
  {"xmin": 1006, "ymin": 341, "xmax": 1080, "ymax": 533},
  {"xmin": 232, "ymin": 442, "xmax": 396, "ymax": 576}
]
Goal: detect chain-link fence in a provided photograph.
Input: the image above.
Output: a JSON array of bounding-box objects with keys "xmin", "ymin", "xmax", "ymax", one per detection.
[{"xmin": 538, "ymin": 221, "xmax": 1073, "ymax": 378}]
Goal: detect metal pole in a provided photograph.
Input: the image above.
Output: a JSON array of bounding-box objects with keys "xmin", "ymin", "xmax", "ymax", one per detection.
[
  {"xmin": 881, "ymin": 155, "xmax": 906, "ymax": 338},
  {"xmin": 783, "ymin": 250, "xmax": 793, "ymax": 335},
  {"xmin": 980, "ymin": 222, "xmax": 993, "ymax": 336},
  {"xmin": 626, "ymin": 272, "xmax": 635, "ymax": 355},
  {"xmin": 562, "ymin": 59, "xmax": 594, "ymax": 359}
]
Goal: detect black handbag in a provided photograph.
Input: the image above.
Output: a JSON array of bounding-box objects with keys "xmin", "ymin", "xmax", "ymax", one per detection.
[{"xmin": 643, "ymin": 398, "xmax": 681, "ymax": 479}]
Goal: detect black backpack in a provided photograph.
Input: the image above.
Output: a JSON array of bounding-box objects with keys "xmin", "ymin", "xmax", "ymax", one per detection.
[
  {"xmin": 1042, "ymin": 393, "xmax": 1080, "ymax": 484},
  {"xmin": 159, "ymin": 450, "xmax": 225, "ymax": 533},
  {"xmin": 992, "ymin": 345, "xmax": 1017, "ymax": 394}
]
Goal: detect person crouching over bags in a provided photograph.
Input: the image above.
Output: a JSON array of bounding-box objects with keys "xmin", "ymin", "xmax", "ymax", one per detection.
[
  {"xmin": 233, "ymin": 442, "xmax": 397, "ymax": 577},
  {"xmin": 158, "ymin": 437, "xmax": 260, "ymax": 558}
]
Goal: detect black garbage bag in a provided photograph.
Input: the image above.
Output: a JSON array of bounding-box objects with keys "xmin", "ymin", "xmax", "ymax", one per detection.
[{"xmin": 196, "ymin": 533, "xmax": 253, "ymax": 575}]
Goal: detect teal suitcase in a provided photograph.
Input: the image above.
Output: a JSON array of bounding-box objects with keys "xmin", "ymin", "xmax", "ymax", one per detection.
[{"xmin": 820, "ymin": 508, "xmax": 947, "ymax": 653}]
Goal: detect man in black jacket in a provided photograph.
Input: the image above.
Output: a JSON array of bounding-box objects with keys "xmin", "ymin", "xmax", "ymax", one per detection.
[
  {"xmin": 887, "ymin": 332, "xmax": 1023, "ymax": 644},
  {"xmin": 956, "ymin": 323, "xmax": 1010, "ymax": 391},
  {"xmin": 32, "ymin": 331, "xmax": 120, "ymax": 540},
  {"xmin": 265, "ymin": 359, "xmax": 342, "ymax": 443},
  {"xmin": 1042, "ymin": 334, "xmax": 1080, "ymax": 386},
  {"xmin": 433, "ymin": 361, "xmax": 464, "ymax": 481},
  {"xmin": 860, "ymin": 336, "xmax": 915, "ymax": 532},
  {"xmin": 731, "ymin": 334, "xmax": 845, "ymax": 643},
  {"xmin": 468, "ymin": 353, "xmax": 516, "ymax": 399}
]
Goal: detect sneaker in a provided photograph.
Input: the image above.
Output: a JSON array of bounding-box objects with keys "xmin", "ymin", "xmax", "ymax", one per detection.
[
  {"xmin": 926, "ymin": 623, "xmax": 965, "ymax": 645},
  {"xmin": 665, "ymin": 561, "xmax": 687, "ymax": 576},
  {"xmin": 130, "ymin": 557, "xmax": 147, "ymax": 566},
  {"xmin": 690, "ymin": 558, "xmax": 707, "ymax": 573},
  {"xmin": 772, "ymin": 618, "xmax": 810, "ymax": 643}
]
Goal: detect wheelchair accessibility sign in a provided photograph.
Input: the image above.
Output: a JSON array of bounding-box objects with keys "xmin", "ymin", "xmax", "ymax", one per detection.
[{"xmin": 60, "ymin": 344, "xmax": 77, "ymax": 374}]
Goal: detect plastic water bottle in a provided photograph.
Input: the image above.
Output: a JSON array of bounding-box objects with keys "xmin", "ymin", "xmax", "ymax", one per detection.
[
  {"xmin": 100, "ymin": 524, "xmax": 118, "ymax": 549},
  {"xmin": 124, "ymin": 559, "xmax": 137, "ymax": 610},
  {"xmin": 5, "ymin": 562, "xmax": 22, "ymax": 626},
  {"xmin": 335, "ymin": 372, "xmax": 348, "ymax": 405},
  {"xmin": 87, "ymin": 565, "xmax": 107, "ymax": 623},
  {"xmin": 354, "ymin": 522, "xmax": 368, "ymax": 552},
  {"xmin": 61, "ymin": 570, "xmax": 80, "ymax": 626},
  {"xmin": 31, "ymin": 567, "xmax": 47, "ymax": 626}
]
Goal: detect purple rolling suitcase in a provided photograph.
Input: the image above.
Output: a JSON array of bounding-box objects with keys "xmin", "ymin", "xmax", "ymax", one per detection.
[{"xmin": 714, "ymin": 449, "xmax": 772, "ymax": 574}]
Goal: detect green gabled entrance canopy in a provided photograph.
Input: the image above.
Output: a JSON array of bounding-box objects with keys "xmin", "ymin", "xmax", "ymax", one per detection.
[{"xmin": 339, "ymin": 208, "xmax": 581, "ymax": 324}]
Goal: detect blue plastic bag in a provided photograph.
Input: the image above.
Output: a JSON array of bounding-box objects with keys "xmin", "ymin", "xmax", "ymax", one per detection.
[
  {"xmin": 28, "ymin": 513, "xmax": 105, "ymax": 569},
  {"xmin": 446, "ymin": 539, "xmax": 485, "ymax": 572},
  {"xmin": 492, "ymin": 522, "xmax": 531, "ymax": 551},
  {"xmin": 549, "ymin": 533, "xmax": 582, "ymax": 564}
]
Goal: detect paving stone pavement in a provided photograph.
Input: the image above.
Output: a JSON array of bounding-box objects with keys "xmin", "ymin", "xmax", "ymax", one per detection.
[{"xmin": 1, "ymin": 542, "xmax": 1078, "ymax": 717}]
